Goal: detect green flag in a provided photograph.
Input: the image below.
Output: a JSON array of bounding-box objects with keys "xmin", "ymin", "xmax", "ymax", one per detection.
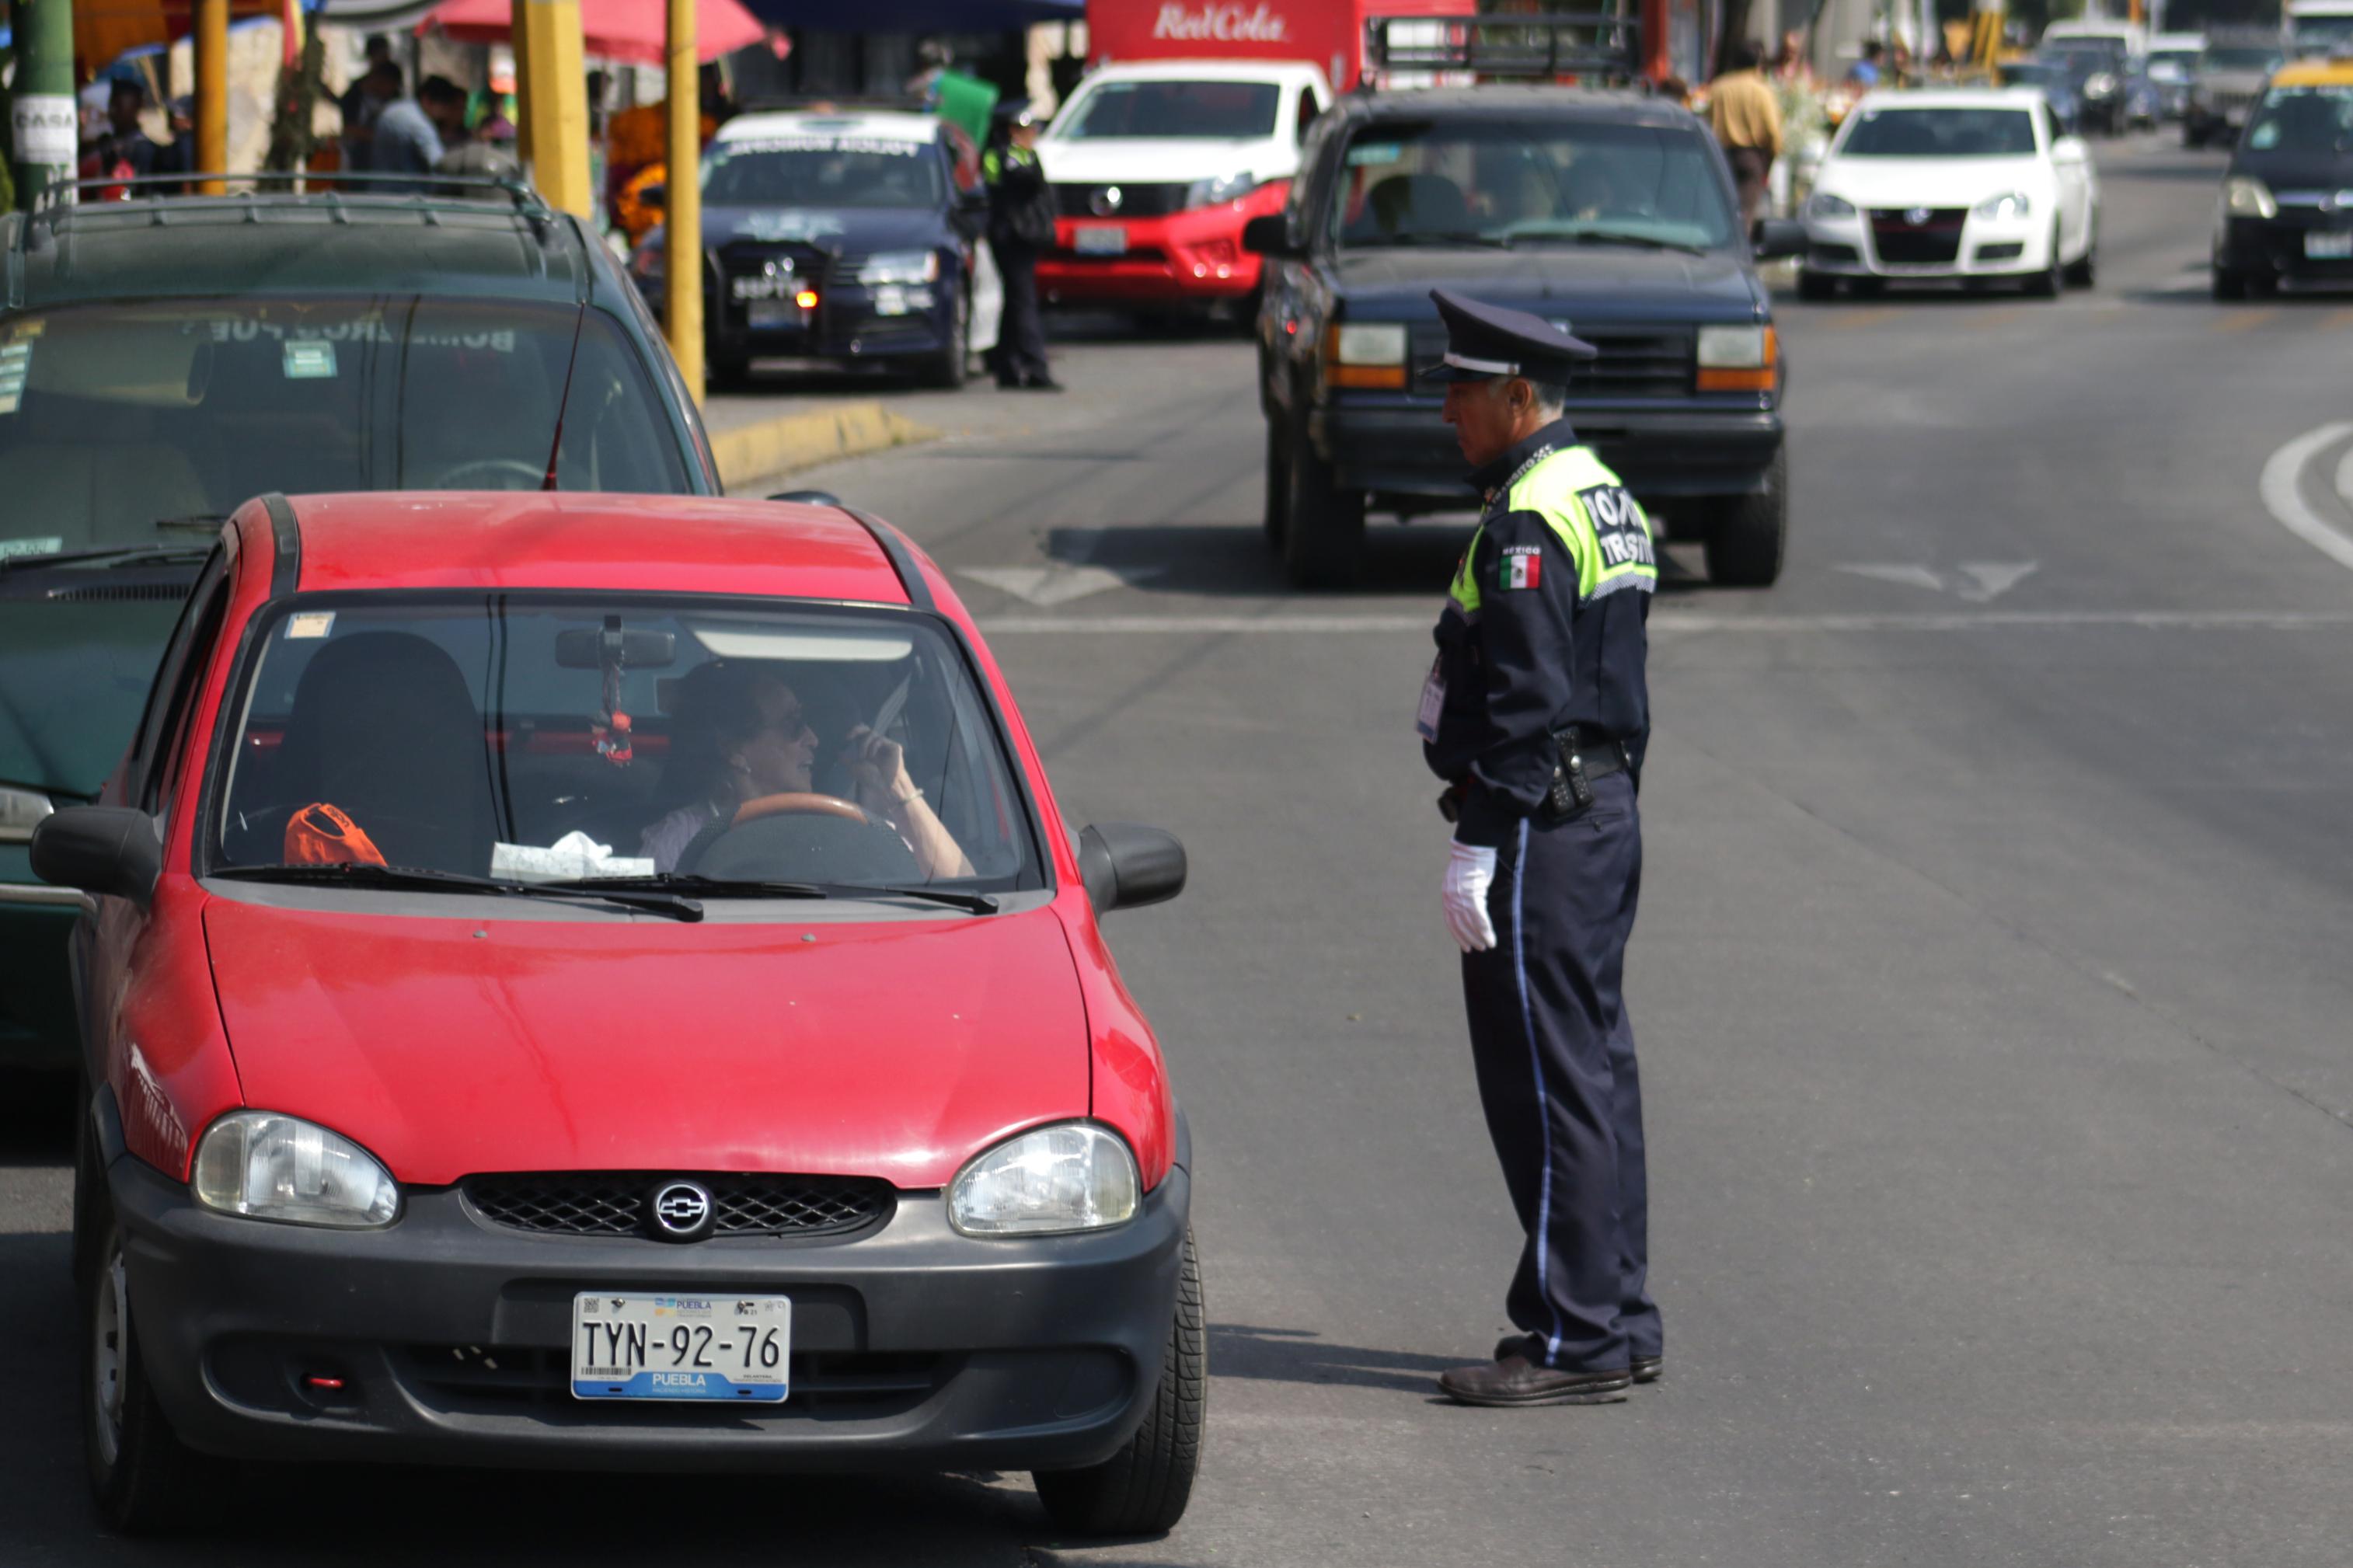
[{"xmin": 935, "ymin": 70, "xmax": 999, "ymax": 148}]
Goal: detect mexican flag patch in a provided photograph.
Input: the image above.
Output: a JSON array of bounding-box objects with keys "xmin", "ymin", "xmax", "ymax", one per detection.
[{"xmin": 1501, "ymin": 546, "xmax": 1541, "ymax": 591}]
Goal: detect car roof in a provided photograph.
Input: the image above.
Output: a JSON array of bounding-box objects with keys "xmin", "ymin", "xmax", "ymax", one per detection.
[
  {"xmin": 2272, "ymin": 57, "xmax": 2353, "ymax": 85},
  {"xmin": 716, "ymin": 110, "xmax": 942, "ymax": 145},
  {"xmin": 2, "ymin": 193, "xmax": 594, "ymax": 312},
  {"xmin": 2149, "ymin": 32, "xmax": 2205, "ymax": 49},
  {"xmin": 1852, "ymin": 87, "xmax": 2048, "ymax": 110},
  {"xmin": 1073, "ymin": 59, "xmax": 1326, "ymax": 85},
  {"xmin": 1346, "ymin": 85, "xmax": 1696, "ymax": 128},
  {"xmin": 253, "ymin": 493, "xmax": 919, "ymax": 606}
]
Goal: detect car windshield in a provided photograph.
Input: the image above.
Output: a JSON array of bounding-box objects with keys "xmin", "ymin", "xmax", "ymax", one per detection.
[
  {"xmin": 2044, "ymin": 37, "xmax": 2129, "ymax": 62},
  {"xmin": 1056, "ymin": 80, "xmax": 1281, "ymax": 139},
  {"xmin": 2292, "ymin": 16, "xmax": 2353, "ymax": 52},
  {"xmin": 0, "ymin": 298, "xmax": 686, "ymax": 563},
  {"xmin": 1839, "ymin": 107, "xmax": 2041, "ymax": 157},
  {"xmin": 210, "ymin": 599, "xmax": 1040, "ymax": 897},
  {"xmin": 2245, "ymin": 83, "xmax": 2353, "ymax": 152},
  {"xmin": 1330, "ymin": 120, "xmax": 1738, "ymax": 253},
  {"xmin": 702, "ymin": 135, "xmax": 944, "ymax": 208},
  {"xmin": 2205, "ymin": 47, "xmax": 2285, "ymax": 70}
]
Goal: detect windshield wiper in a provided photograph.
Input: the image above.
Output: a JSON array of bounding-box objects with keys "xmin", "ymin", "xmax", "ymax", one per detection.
[
  {"xmin": 154, "ymin": 514, "xmax": 230, "ymax": 533},
  {"xmin": 831, "ymin": 884, "xmax": 1000, "ymax": 914},
  {"xmin": 1349, "ymin": 232, "xmax": 1514, "ymax": 249},
  {"xmin": 211, "ymin": 862, "xmax": 704, "ymax": 921},
  {"xmin": 561, "ymin": 873, "xmax": 997, "ymax": 913},
  {"xmin": 1515, "ymin": 230, "xmax": 1710, "ymax": 256},
  {"xmin": 0, "ymin": 542, "xmax": 212, "ymax": 575}
]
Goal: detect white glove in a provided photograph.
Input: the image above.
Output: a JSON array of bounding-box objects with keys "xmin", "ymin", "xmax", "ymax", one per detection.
[{"xmin": 1443, "ymin": 841, "xmax": 1499, "ymax": 953}]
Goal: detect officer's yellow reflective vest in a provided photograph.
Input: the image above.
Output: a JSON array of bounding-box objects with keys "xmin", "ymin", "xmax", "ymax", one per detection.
[{"xmin": 1447, "ymin": 444, "xmax": 1656, "ymax": 617}]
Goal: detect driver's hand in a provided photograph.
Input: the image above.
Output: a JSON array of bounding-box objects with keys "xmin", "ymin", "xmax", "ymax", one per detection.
[{"xmin": 845, "ymin": 726, "xmax": 919, "ymax": 807}]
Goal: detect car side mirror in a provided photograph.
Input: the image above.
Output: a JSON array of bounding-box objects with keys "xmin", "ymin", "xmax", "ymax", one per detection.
[
  {"xmin": 640, "ymin": 183, "xmax": 666, "ymax": 210},
  {"xmin": 2052, "ymin": 137, "xmax": 2089, "ymax": 164},
  {"xmin": 30, "ymin": 807, "xmax": 162, "ymax": 909},
  {"xmin": 1751, "ymin": 217, "xmax": 1807, "ymax": 260},
  {"xmin": 769, "ymin": 489, "xmax": 843, "ymax": 507},
  {"xmin": 1240, "ymin": 214, "xmax": 1297, "ymax": 258},
  {"xmin": 1078, "ymin": 823, "xmax": 1187, "ymax": 913}
]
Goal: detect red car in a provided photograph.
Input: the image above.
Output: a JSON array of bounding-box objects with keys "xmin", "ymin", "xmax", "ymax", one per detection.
[{"xmin": 34, "ymin": 492, "xmax": 1201, "ymax": 1537}]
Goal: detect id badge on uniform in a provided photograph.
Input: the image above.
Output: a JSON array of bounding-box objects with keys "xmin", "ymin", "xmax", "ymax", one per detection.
[{"xmin": 1415, "ymin": 657, "xmax": 1446, "ymax": 742}]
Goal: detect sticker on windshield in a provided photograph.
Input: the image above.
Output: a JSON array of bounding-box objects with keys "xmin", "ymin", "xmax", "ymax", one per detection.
[
  {"xmin": 283, "ymin": 340, "xmax": 337, "ymax": 379},
  {"xmin": 0, "ymin": 536, "xmax": 61, "ymax": 559},
  {"xmin": 285, "ymin": 612, "xmax": 336, "ymax": 639},
  {"xmin": 741, "ymin": 211, "xmax": 846, "ymax": 242},
  {"xmin": 722, "ymin": 136, "xmax": 925, "ymax": 158},
  {"xmin": 1347, "ymin": 141, "xmax": 1403, "ymax": 166}
]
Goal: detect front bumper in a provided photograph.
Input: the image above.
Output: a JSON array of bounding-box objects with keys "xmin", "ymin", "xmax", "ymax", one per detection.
[
  {"xmin": 0, "ymin": 878, "xmax": 81, "ymax": 1068},
  {"xmin": 2217, "ymin": 213, "xmax": 2353, "ymax": 280},
  {"xmin": 636, "ymin": 275, "xmax": 955, "ymax": 365},
  {"xmin": 113, "ymin": 1152, "xmax": 1188, "ymax": 1472},
  {"xmin": 1311, "ymin": 402, "xmax": 1783, "ymax": 522},
  {"xmin": 1803, "ymin": 212, "xmax": 2048, "ymax": 279},
  {"xmin": 1040, "ymin": 207, "xmax": 1265, "ymax": 305}
]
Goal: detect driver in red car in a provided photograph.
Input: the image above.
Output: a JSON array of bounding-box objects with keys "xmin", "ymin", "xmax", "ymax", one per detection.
[{"xmin": 638, "ymin": 660, "xmax": 971, "ymax": 879}]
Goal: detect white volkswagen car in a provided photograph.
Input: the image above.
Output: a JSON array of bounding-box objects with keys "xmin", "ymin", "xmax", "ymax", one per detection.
[{"xmin": 1799, "ymin": 89, "xmax": 2100, "ymax": 299}]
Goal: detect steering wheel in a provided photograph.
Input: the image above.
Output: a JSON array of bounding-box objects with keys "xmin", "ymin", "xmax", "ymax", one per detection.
[
  {"xmin": 676, "ymin": 792, "xmax": 915, "ymax": 880},
  {"xmin": 431, "ymin": 458, "xmax": 548, "ymax": 491}
]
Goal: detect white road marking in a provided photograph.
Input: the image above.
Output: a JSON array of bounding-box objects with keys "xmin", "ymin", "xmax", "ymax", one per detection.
[
  {"xmin": 2334, "ymin": 442, "xmax": 2353, "ymax": 513},
  {"xmin": 1957, "ymin": 562, "xmax": 2040, "ymax": 602},
  {"xmin": 1835, "ymin": 562, "xmax": 2039, "ymax": 601},
  {"xmin": 2257, "ymin": 422, "xmax": 2353, "ymax": 571},
  {"xmin": 961, "ymin": 563, "xmax": 1162, "ymax": 606},
  {"xmin": 977, "ymin": 609, "xmax": 2353, "ymax": 636},
  {"xmin": 1836, "ymin": 563, "xmax": 1947, "ymax": 594}
]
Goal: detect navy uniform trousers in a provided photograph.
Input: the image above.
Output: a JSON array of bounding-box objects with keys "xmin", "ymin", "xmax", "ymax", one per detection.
[{"xmin": 1461, "ymin": 768, "xmax": 1661, "ymax": 1375}]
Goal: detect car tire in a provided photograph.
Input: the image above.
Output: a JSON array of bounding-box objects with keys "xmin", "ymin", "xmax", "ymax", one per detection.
[
  {"xmin": 2064, "ymin": 218, "xmax": 2098, "ymax": 288},
  {"xmin": 1281, "ymin": 422, "xmax": 1367, "ymax": 588},
  {"xmin": 2212, "ymin": 267, "xmax": 2247, "ymax": 301},
  {"xmin": 1797, "ymin": 269, "xmax": 1838, "ymax": 302},
  {"xmin": 1034, "ymin": 1228, "xmax": 1206, "ymax": 1537},
  {"xmin": 2184, "ymin": 124, "xmax": 2204, "ymax": 148},
  {"xmin": 2025, "ymin": 228, "xmax": 2064, "ymax": 298},
  {"xmin": 1262, "ymin": 417, "xmax": 1291, "ymax": 550},
  {"xmin": 82, "ymin": 1214, "xmax": 221, "ymax": 1535},
  {"xmin": 1701, "ymin": 447, "xmax": 1787, "ymax": 589},
  {"xmin": 921, "ymin": 285, "xmax": 971, "ymax": 390}
]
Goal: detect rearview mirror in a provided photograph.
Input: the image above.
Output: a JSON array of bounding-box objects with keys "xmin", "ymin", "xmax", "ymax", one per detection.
[
  {"xmin": 1078, "ymin": 823, "xmax": 1187, "ymax": 913},
  {"xmin": 30, "ymin": 807, "xmax": 162, "ymax": 909},
  {"xmin": 1240, "ymin": 214, "xmax": 1296, "ymax": 258},
  {"xmin": 1751, "ymin": 218, "xmax": 1807, "ymax": 260},
  {"xmin": 554, "ymin": 628, "xmax": 678, "ymax": 669}
]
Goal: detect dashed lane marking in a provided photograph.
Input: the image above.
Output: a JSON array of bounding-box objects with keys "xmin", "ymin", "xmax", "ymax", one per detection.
[
  {"xmin": 976, "ymin": 609, "xmax": 2353, "ymax": 636},
  {"xmin": 2210, "ymin": 307, "xmax": 2279, "ymax": 332},
  {"xmin": 2258, "ymin": 422, "xmax": 2353, "ymax": 571}
]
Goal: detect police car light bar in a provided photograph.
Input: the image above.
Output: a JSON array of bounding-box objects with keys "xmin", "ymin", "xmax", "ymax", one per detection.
[{"xmin": 1362, "ymin": 13, "xmax": 1642, "ymax": 86}]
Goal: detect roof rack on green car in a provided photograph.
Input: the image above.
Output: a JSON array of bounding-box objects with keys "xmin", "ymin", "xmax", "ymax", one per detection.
[{"xmin": 20, "ymin": 171, "xmax": 558, "ymax": 243}]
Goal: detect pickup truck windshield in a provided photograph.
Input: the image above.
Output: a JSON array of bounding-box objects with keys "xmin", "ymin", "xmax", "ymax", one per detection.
[
  {"xmin": 702, "ymin": 136, "xmax": 945, "ymax": 208},
  {"xmin": 1331, "ymin": 120, "xmax": 1738, "ymax": 253},
  {"xmin": 1058, "ymin": 81, "xmax": 1281, "ymax": 140},
  {"xmin": 0, "ymin": 297, "xmax": 686, "ymax": 562}
]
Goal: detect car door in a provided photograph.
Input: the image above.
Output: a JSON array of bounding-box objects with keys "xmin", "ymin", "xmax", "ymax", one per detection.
[{"xmin": 2044, "ymin": 104, "xmax": 2091, "ymax": 251}]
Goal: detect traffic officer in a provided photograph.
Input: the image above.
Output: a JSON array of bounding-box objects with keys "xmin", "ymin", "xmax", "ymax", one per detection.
[
  {"xmin": 1417, "ymin": 287, "xmax": 1663, "ymax": 1407},
  {"xmin": 981, "ymin": 105, "xmax": 1060, "ymax": 392}
]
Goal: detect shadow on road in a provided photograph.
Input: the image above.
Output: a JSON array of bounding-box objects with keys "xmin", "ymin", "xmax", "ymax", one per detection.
[
  {"xmin": 1208, "ymin": 1322, "xmax": 1460, "ymax": 1396},
  {"xmin": 0, "ymin": 1068, "xmax": 75, "ymax": 1168}
]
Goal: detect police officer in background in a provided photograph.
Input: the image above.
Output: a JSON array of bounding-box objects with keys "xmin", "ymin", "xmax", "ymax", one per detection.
[
  {"xmin": 1417, "ymin": 287, "xmax": 1663, "ymax": 1407},
  {"xmin": 982, "ymin": 106, "xmax": 1061, "ymax": 392}
]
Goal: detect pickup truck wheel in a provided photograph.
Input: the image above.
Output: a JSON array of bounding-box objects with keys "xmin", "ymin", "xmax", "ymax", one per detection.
[
  {"xmin": 1034, "ymin": 1228, "xmax": 1205, "ymax": 1536},
  {"xmin": 1702, "ymin": 448, "xmax": 1787, "ymax": 588},
  {"xmin": 82, "ymin": 1216, "xmax": 221, "ymax": 1535},
  {"xmin": 1262, "ymin": 419, "xmax": 1290, "ymax": 550},
  {"xmin": 2064, "ymin": 218, "xmax": 2097, "ymax": 288},
  {"xmin": 1282, "ymin": 425, "xmax": 1366, "ymax": 587},
  {"xmin": 2025, "ymin": 227, "xmax": 2064, "ymax": 298}
]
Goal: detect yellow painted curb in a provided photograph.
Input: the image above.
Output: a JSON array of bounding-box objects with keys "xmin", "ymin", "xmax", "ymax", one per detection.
[{"xmin": 709, "ymin": 402, "xmax": 939, "ymax": 491}]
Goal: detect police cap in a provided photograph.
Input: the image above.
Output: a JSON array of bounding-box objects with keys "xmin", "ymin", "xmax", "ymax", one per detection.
[{"xmin": 1419, "ymin": 287, "xmax": 1598, "ymax": 384}]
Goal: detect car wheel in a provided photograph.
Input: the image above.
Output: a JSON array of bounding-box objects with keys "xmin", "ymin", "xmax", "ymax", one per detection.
[
  {"xmin": 1797, "ymin": 269, "xmax": 1838, "ymax": 302},
  {"xmin": 2025, "ymin": 228, "xmax": 2064, "ymax": 298},
  {"xmin": 1034, "ymin": 1228, "xmax": 1206, "ymax": 1537},
  {"xmin": 82, "ymin": 1215, "xmax": 221, "ymax": 1535},
  {"xmin": 921, "ymin": 285, "xmax": 971, "ymax": 390},
  {"xmin": 1701, "ymin": 446, "xmax": 1787, "ymax": 589},
  {"xmin": 1262, "ymin": 418, "xmax": 1291, "ymax": 550},
  {"xmin": 1281, "ymin": 421, "xmax": 1367, "ymax": 588},
  {"xmin": 2063, "ymin": 218, "xmax": 2098, "ymax": 288},
  {"xmin": 2184, "ymin": 124, "xmax": 2204, "ymax": 148},
  {"xmin": 2212, "ymin": 267, "xmax": 2247, "ymax": 301}
]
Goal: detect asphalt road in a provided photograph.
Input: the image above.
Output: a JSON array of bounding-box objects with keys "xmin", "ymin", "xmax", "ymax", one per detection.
[{"xmin": 13, "ymin": 132, "xmax": 2353, "ymax": 1566}]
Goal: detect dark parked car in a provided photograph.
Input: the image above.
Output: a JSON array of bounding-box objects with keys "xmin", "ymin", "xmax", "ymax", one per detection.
[
  {"xmin": 1245, "ymin": 88, "xmax": 1802, "ymax": 587},
  {"xmin": 633, "ymin": 109, "xmax": 1001, "ymax": 389},
  {"xmin": 1996, "ymin": 60, "xmax": 2086, "ymax": 134},
  {"xmin": 2212, "ymin": 59, "xmax": 2353, "ymax": 297},
  {"xmin": 2036, "ymin": 40, "xmax": 2155, "ymax": 135},
  {"xmin": 2185, "ymin": 37, "xmax": 2287, "ymax": 147},
  {"xmin": 0, "ymin": 176, "xmax": 719, "ymax": 1071}
]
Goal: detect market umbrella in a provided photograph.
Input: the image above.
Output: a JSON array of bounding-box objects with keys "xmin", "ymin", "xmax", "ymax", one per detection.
[{"xmin": 423, "ymin": 0, "xmax": 768, "ymax": 67}]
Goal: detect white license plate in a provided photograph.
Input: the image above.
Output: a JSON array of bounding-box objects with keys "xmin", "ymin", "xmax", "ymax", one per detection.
[
  {"xmin": 1074, "ymin": 225, "xmax": 1128, "ymax": 256},
  {"xmin": 747, "ymin": 299, "xmax": 797, "ymax": 328},
  {"xmin": 731, "ymin": 277, "xmax": 787, "ymax": 301},
  {"xmin": 873, "ymin": 284, "xmax": 909, "ymax": 316},
  {"xmin": 571, "ymin": 1292, "xmax": 790, "ymax": 1402},
  {"xmin": 2305, "ymin": 231, "xmax": 2353, "ymax": 259}
]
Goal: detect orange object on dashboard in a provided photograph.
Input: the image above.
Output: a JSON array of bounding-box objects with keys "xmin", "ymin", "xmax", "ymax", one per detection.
[{"xmin": 284, "ymin": 803, "xmax": 388, "ymax": 867}]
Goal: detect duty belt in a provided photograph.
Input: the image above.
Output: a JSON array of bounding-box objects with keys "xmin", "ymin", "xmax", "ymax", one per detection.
[{"xmin": 1543, "ymin": 725, "xmax": 1632, "ymax": 818}]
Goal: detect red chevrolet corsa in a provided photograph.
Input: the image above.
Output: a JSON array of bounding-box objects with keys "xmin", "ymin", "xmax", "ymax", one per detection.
[{"xmin": 33, "ymin": 493, "xmax": 1201, "ymax": 1537}]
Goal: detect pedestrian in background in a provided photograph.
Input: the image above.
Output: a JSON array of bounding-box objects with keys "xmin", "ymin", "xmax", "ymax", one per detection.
[
  {"xmin": 1418, "ymin": 288, "xmax": 1663, "ymax": 1408},
  {"xmin": 984, "ymin": 106, "xmax": 1061, "ymax": 392},
  {"xmin": 1707, "ymin": 40, "xmax": 1783, "ymax": 228},
  {"xmin": 1847, "ymin": 39, "xmax": 1884, "ymax": 87}
]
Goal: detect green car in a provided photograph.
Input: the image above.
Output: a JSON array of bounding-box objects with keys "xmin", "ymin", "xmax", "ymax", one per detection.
[{"xmin": 0, "ymin": 179, "xmax": 720, "ymax": 1068}]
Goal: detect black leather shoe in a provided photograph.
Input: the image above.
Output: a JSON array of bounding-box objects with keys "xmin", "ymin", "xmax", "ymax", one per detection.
[
  {"xmin": 1439, "ymin": 1354, "xmax": 1630, "ymax": 1407},
  {"xmin": 1493, "ymin": 1336, "xmax": 1662, "ymax": 1385}
]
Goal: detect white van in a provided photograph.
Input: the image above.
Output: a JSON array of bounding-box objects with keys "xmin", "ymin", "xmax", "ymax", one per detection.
[
  {"xmin": 2286, "ymin": 0, "xmax": 2353, "ymax": 56},
  {"xmin": 2043, "ymin": 17, "xmax": 2147, "ymax": 57}
]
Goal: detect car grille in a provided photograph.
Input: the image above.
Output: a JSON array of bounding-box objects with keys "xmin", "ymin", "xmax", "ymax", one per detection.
[
  {"xmin": 1053, "ymin": 181, "xmax": 1190, "ymax": 218},
  {"xmin": 1869, "ymin": 208, "xmax": 1966, "ymax": 265},
  {"xmin": 463, "ymin": 1173, "xmax": 894, "ymax": 1239},
  {"xmin": 1410, "ymin": 321, "xmax": 1694, "ymax": 399},
  {"xmin": 2202, "ymin": 86, "xmax": 2259, "ymax": 115},
  {"xmin": 397, "ymin": 1343, "xmax": 948, "ymax": 1416}
]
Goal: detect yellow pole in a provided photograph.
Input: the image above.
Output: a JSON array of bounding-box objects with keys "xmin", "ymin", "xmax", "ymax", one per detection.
[
  {"xmin": 197, "ymin": 0, "xmax": 229, "ymax": 194},
  {"xmin": 665, "ymin": 0, "xmax": 704, "ymax": 400},
  {"xmin": 510, "ymin": 0, "xmax": 534, "ymax": 172},
  {"xmin": 514, "ymin": 1, "xmax": 592, "ymax": 218}
]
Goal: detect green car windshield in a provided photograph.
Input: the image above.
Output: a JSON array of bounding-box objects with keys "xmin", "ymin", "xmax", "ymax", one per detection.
[{"xmin": 0, "ymin": 295, "xmax": 688, "ymax": 563}]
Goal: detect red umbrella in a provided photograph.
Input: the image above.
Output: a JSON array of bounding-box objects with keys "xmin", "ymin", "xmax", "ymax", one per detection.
[{"xmin": 424, "ymin": 0, "xmax": 769, "ymax": 68}]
